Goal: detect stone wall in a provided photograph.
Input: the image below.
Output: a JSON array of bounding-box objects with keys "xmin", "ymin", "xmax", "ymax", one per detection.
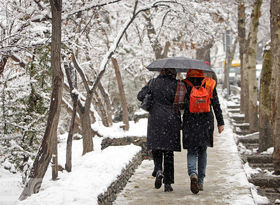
[
  {"xmin": 97, "ymin": 150, "xmax": 143, "ymax": 205},
  {"xmin": 101, "ymin": 136, "xmax": 150, "ymax": 159}
]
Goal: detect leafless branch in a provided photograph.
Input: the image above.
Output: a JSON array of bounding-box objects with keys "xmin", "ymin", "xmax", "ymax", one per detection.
[
  {"xmin": 133, "ymin": 0, "xmax": 139, "ymax": 16},
  {"xmin": 72, "ymin": 54, "xmax": 90, "ymax": 93},
  {"xmin": 68, "ymin": 0, "xmax": 123, "ymax": 17},
  {"xmin": 156, "ymin": 9, "xmax": 172, "ymax": 39},
  {"xmin": 89, "ymin": 1, "xmax": 178, "ymax": 93},
  {"xmin": 33, "ymin": 0, "xmax": 45, "ymax": 10}
]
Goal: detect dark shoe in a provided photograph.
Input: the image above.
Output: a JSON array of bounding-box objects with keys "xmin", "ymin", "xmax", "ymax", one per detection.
[
  {"xmin": 190, "ymin": 174, "xmax": 199, "ymax": 194},
  {"xmin": 155, "ymin": 170, "xmax": 163, "ymax": 189},
  {"xmin": 152, "ymin": 170, "xmax": 157, "ymax": 177},
  {"xmin": 198, "ymin": 183, "xmax": 203, "ymax": 191},
  {"xmin": 164, "ymin": 184, "xmax": 173, "ymax": 192}
]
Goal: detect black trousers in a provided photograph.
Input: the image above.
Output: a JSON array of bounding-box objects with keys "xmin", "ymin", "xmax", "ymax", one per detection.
[{"xmin": 152, "ymin": 150, "xmax": 174, "ymax": 184}]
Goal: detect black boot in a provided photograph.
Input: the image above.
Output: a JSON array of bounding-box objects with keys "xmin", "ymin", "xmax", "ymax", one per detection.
[
  {"xmin": 152, "ymin": 169, "xmax": 157, "ymax": 177},
  {"xmin": 164, "ymin": 184, "xmax": 173, "ymax": 192},
  {"xmin": 155, "ymin": 170, "xmax": 163, "ymax": 189}
]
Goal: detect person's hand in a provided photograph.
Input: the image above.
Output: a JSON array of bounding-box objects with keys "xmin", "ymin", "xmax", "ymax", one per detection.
[{"xmin": 218, "ymin": 125, "xmax": 224, "ymax": 134}]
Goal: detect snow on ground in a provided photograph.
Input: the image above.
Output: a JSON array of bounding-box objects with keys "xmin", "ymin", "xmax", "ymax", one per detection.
[
  {"xmin": 92, "ymin": 118, "xmax": 147, "ymax": 138},
  {"xmin": 17, "ymin": 142, "xmax": 141, "ymax": 205},
  {"xmin": 0, "ymin": 118, "xmax": 146, "ymax": 205},
  {"xmin": 0, "ymin": 167, "xmax": 22, "ymax": 205},
  {"xmin": 220, "ymin": 89, "xmax": 270, "ymax": 205}
]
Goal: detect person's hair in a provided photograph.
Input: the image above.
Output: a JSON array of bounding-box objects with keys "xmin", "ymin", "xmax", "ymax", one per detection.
[{"xmin": 160, "ymin": 68, "xmax": 177, "ymax": 78}]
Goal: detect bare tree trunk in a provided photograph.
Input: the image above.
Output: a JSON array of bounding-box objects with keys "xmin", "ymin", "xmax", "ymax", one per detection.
[
  {"xmin": 71, "ymin": 56, "xmax": 94, "ymax": 155},
  {"xmin": 223, "ymin": 39, "xmax": 237, "ymax": 89},
  {"xmin": 270, "ymin": 0, "xmax": 280, "ymax": 175},
  {"xmin": 51, "ymin": 131, "xmax": 58, "ymax": 180},
  {"xmin": 51, "ymin": 139, "xmax": 58, "ymax": 180},
  {"xmin": 87, "ymin": 64, "xmax": 112, "ymax": 127},
  {"xmin": 142, "ymin": 11, "xmax": 170, "ymax": 59},
  {"xmin": 19, "ymin": 0, "xmax": 63, "ymax": 200},
  {"xmin": 79, "ymin": 103, "xmax": 94, "ymax": 155},
  {"xmin": 162, "ymin": 41, "xmax": 170, "ymax": 58},
  {"xmin": 196, "ymin": 43, "xmax": 212, "ymax": 63},
  {"xmin": 98, "ymin": 83, "xmax": 113, "ymax": 126},
  {"xmin": 65, "ymin": 101, "xmax": 76, "ymax": 172},
  {"xmin": 64, "ymin": 64, "xmax": 78, "ymax": 172},
  {"xmin": 196, "ymin": 42, "xmax": 217, "ymax": 81},
  {"xmin": 223, "ymin": 60, "xmax": 228, "ymax": 90},
  {"xmin": 243, "ymin": 51, "xmax": 250, "ymax": 122},
  {"xmin": 258, "ymin": 47, "xmax": 273, "ymax": 152},
  {"xmin": 238, "ymin": 0, "xmax": 246, "ymax": 114},
  {"xmin": 143, "ymin": 10, "xmax": 163, "ymax": 59},
  {"xmin": 111, "ymin": 57, "xmax": 129, "ymax": 130},
  {"xmin": 93, "ymin": 90, "xmax": 110, "ymax": 127},
  {"xmin": 247, "ymin": 0, "xmax": 262, "ymax": 132},
  {"xmin": 61, "ymin": 97, "xmax": 81, "ymax": 128},
  {"xmin": 0, "ymin": 56, "xmax": 8, "ymax": 75}
]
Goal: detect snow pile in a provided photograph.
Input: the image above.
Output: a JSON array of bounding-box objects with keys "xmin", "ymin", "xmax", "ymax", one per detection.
[
  {"xmin": 243, "ymin": 162, "xmax": 261, "ymax": 179},
  {"xmin": 261, "ymin": 147, "xmax": 274, "ymax": 155},
  {"xmin": 251, "ymin": 186, "xmax": 270, "ymax": 205},
  {"xmin": 92, "ymin": 118, "xmax": 147, "ymax": 138},
  {"xmin": 0, "ymin": 167, "xmax": 22, "ymax": 205},
  {"xmin": 17, "ymin": 141, "xmax": 141, "ymax": 205}
]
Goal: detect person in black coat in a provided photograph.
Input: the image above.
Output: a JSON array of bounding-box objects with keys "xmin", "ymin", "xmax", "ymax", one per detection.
[
  {"xmin": 182, "ymin": 69, "xmax": 224, "ymax": 194},
  {"xmin": 137, "ymin": 68, "xmax": 181, "ymax": 192}
]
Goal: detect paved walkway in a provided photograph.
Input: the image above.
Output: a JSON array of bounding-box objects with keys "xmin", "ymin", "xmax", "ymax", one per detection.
[{"xmin": 114, "ymin": 117, "xmax": 256, "ymax": 205}]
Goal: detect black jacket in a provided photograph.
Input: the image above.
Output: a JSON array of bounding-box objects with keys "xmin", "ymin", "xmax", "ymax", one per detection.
[
  {"xmin": 137, "ymin": 75, "xmax": 181, "ymax": 151},
  {"xmin": 182, "ymin": 77, "xmax": 224, "ymax": 149}
]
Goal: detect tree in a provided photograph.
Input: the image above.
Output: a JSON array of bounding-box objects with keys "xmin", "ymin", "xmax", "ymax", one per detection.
[
  {"xmin": 111, "ymin": 57, "xmax": 129, "ymax": 130},
  {"xmin": 270, "ymin": 0, "xmax": 280, "ymax": 175},
  {"xmin": 71, "ymin": 55, "xmax": 94, "ymax": 155},
  {"xmin": 223, "ymin": 38, "xmax": 238, "ymax": 90},
  {"xmin": 19, "ymin": 0, "xmax": 63, "ymax": 200},
  {"xmin": 142, "ymin": 10, "xmax": 170, "ymax": 59},
  {"xmin": 64, "ymin": 64, "xmax": 78, "ymax": 172},
  {"xmin": 258, "ymin": 45, "xmax": 273, "ymax": 152},
  {"xmin": 238, "ymin": 0, "xmax": 246, "ymax": 114},
  {"xmin": 243, "ymin": 0, "xmax": 262, "ymax": 131}
]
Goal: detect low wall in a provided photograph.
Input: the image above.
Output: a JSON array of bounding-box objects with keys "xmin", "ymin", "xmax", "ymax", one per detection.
[
  {"xmin": 97, "ymin": 150, "xmax": 143, "ymax": 204},
  {"xmin": 101, "ymin": 136, "xmax": 150, "ymax": 159}
]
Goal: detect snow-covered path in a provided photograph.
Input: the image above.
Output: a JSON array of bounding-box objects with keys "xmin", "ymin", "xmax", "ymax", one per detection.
[{"xmin": 114, "ymin": 117, "xmax": 256, "ymax": 205}]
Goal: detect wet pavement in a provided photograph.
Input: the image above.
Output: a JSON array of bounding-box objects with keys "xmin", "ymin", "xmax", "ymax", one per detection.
[{"xmin": 114, "ymin": 117, "xmax": 255, "ymax": 205}]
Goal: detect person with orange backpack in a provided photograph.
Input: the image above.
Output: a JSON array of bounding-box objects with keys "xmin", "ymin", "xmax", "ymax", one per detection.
[{"xmin": 181, "ymin": 69, "xmax": 224, "ymax": 194}]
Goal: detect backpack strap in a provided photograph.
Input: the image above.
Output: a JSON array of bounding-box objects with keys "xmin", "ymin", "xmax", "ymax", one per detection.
[
  {"xmin": 204, "ymin": 77, "xmax": 216, "ymax": 98},
  {"xmin": 184, "ymin": 79, "xmax": 194, "ymax": 88},
  {"xmin": 201, "ymin": 78, "xmax": 207, "ymax": 88}
]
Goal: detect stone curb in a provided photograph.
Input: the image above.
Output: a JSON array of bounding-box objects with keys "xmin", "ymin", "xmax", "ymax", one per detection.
[
  {"xmin": 101, "ymin": 136, "xmax": 150, "ymax": 159},
  {"xmin": 97, "ymin": 150, "xmax": 143, "ymax": 205},
  {"xmin": 98, "ymin": 136, "xmax": 150, "ymax": 204}
]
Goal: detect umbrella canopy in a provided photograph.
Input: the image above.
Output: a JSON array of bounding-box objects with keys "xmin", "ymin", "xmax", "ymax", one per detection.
[{"xmin": 146, "ymin": 57, "xmax": 214, "ymax": 73}]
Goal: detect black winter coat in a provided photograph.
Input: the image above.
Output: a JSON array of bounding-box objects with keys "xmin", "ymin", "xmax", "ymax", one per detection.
[
  {"xmin": 137, "ymin": 75, "xmax": 181, "ymax": 152},
  {"xmin": 182, "ymin": 77, "xmax": 224, "ymax": 149}
]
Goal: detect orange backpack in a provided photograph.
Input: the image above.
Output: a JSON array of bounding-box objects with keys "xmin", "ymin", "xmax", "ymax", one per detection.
[{"xmin": 184, "ymin": 78, "xmax": 216, "ymax": 113}]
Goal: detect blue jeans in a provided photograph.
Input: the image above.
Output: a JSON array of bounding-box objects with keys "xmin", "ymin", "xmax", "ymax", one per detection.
[{"xmin": 187, "ymin": 146, "xmax": 207, "ymax": 185}]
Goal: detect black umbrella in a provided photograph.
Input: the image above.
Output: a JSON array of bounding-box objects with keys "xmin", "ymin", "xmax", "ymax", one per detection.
[{"xmin": 146, "ymin": 57, "xmax": 214, "ymax": 73}]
